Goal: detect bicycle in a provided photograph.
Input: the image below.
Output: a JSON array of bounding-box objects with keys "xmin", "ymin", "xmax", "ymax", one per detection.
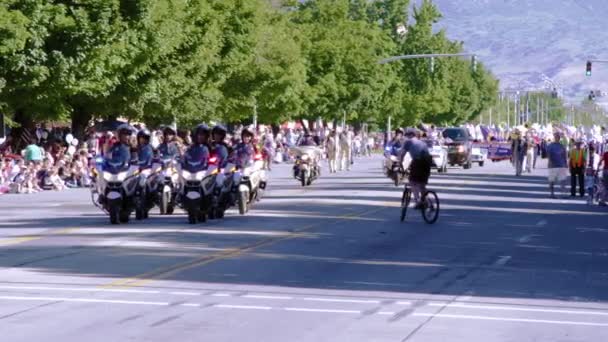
[{"xmin": 400, "ymin": 182, "xmax": 440, "ymax": 224}]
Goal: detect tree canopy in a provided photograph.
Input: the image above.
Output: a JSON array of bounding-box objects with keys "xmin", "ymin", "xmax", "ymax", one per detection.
[{"xmin": 0, "ymin": 0, "xmax": 499, "ymax": 138}]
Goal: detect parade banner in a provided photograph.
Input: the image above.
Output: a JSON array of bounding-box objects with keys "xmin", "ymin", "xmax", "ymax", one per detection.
[{"xmin": 473, "ymin": 142, "xmax": 512, "ymax": 161}]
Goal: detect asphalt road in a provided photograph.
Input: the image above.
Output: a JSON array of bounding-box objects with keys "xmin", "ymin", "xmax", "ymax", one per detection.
[{"xmin": 1, "ymin": 155, "xmax": 607, "ymax": 342}]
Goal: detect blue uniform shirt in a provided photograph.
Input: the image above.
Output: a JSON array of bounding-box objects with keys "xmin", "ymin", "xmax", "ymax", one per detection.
[
  {"xmin": 212, "ymin": 143, "xmax": 230, "ymax": 168},
  {"xmin": 158, "ymin": 142, "xmax": 179, "ymax": 159},
  {"xmin": 182, "ymin": 144, "xmax": 210, "ymax": 172},
  {"xmin": 106, "ymin": 143, "xmax": 131, "ymax": 167},
  {"xmin": 137, "ymin": 144, "xmax": 154, "ymax": 169},
  {"xmin": 234, "ymin": 143, "xmax": 255, "ymax": 168}
]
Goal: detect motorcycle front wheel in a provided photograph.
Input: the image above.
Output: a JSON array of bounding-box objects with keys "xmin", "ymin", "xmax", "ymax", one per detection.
[
  {"xmin": 109, "ymin": 207, "xmax": 120, "ymax": 225},
  {"xmin": 159, "ymin": 191, "xmax": 169, "ymax": 215},
  {"xmin": 187, "ymin": 209, "xmax": 197, "ymax": 224},
  {"xmin": 238, "ymin": 191, "xmax": 248, "ymax": 215}
]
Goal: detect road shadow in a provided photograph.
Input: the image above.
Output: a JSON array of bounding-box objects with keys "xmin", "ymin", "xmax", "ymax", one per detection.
[{"xmin": 1, "ymin": 161, "xmax": 608, "ymax": 306}]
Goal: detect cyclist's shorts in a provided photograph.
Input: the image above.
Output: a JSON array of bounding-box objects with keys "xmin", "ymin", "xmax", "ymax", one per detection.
[{"xmin": 409, "ymin": 158, "xmax": 431, "ymax": 184}]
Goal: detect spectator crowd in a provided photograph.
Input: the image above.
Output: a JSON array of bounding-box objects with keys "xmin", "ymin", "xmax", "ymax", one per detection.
[{"xmin": 0, "ymin": 122, "xmax": 383, "ymax": 196}]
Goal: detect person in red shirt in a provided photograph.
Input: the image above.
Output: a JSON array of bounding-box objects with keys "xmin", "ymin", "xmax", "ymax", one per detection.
[{"xmin": 598, "ymin": 145, "xmax": 608, "ymax": 205}]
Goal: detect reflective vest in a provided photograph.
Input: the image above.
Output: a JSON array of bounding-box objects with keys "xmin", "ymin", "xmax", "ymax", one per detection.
[{"xmin": 569, "ymin": 149, "xmax": 586, "ymax": 168}]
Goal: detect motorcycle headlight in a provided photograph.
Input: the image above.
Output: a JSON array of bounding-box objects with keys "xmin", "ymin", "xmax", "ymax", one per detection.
[
  {"xmin": 195, "ymin": 171, "xmax": 206, "ymax": 181},
  {"xmin": 301, "ymin": 154, "xmax": 310, "ymax": 161},
  {"xmin": 117, "ymin": 171, "xmax": 128, "ymax": 182},
  {"xmin": 458, "ymin": 146, "xmax": 465, "ymax": 153},
  {"xmin": 103, "ymin": 172, "xmax": 113, "ymax": 182},
  {"xmin": 181, "ymin": 170, "xmax": 192, "ymax": 180}
]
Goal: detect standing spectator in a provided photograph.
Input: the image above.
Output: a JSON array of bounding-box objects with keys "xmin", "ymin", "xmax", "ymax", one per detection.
[
  {"xmin": 511, "ymin": 130, "xmax": 525, "ymax": 176},
  {"xmin": 569, "ymin": 140, "xmax": 587, "ymax": 197},
  {"xmin": 585, "ymin": 143, "xmax": 601, "ymax": 204},
  {"xmin": 598, "ymin": 142, "xmax": 608, "ymax": 206},
  {"xmin": 547, "ymin": 133, "xmax": 568, "ymax": 198}
]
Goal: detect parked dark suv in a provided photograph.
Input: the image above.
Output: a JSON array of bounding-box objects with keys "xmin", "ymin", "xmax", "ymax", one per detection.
[{"xmin": 442, "ymin": 127, "xmax": 473, "ymax": 169}]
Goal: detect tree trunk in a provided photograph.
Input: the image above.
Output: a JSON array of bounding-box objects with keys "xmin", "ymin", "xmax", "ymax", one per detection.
[
  {"xmin": 270, "ymin": 124, "xmax": 280, "ymax": 136},
  {"xmin": 72, "ymin": 107, "xmax": 92, "ymax": 140},
  {"xmin": 11, "ymin": 109, "xmax": 35, "ymax": 151}
]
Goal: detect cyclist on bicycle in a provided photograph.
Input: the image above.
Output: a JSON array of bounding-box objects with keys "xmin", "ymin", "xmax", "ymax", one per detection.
[{"xmin": 400, "ymin": 128, "xmax": 433, "ymax": 209}]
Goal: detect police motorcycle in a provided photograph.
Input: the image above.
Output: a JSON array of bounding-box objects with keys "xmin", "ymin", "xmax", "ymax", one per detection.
[
  {"xmin": 178, "ymin": 125, "xmax": 217, "ymax": 224},
  {"xmin": 154, "ymin": 126, "xmax": 181, "ymax": 215},
  {"xmin": 208, "ymin": 125, "xmax": 234, "ymax": 219},
  {"xmin": 383, "ymin": 130, "xmax": 409, "ymax": 186},
  {"xmin": 90, "ymin": 125, "xmax": 140, "ymax": 224},
  {"xmin": 132, "ymin": 130, "xmax": 158, "ymax": 220},
  {"xmin": 230, "ymin": 129, "xmax": 267, "ymax": 215},
  {"xmin": 292, "ymin": 146, "xmax": 321, "ymax": 187},
  {"xmin": 153, "ymin": 156, "xmax": 179, "ymax": 215},
  {"xmin": 291, "ymin": 135, "xmax": 322, "ymax": 187}
]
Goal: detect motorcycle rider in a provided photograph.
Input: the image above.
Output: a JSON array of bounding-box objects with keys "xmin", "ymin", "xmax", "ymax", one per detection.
[
  {"xmin": 211, "ymin": 125, "xmax": 230, "ymax": 168},
  {"xmin": 298, "ymin": 132, "xmax": 318, "ymax": 147},
  {"xmin": 400, "ymin": 128, "xmax": 432, "ymax": 209},
  {"xmin": 158, "ymin": 126, "xmax": 180, "ymax": 159},
  {"xmin": 184, "ymin": 124, "xmax": 211, "ymax": 167},
  {"xmin": 387, "ymin": 128, "xmax": 405, "ymax": 156},
  {"xmin": 136, "ymin": 129, "xmax": 154, "ymax": 170},
  {"xmin": 106, "ymin": 124, "xmax": 133, "ymax": 167},
  {"xmin": 234, "ymin": 129, "xmax": 256, "ymax": 168}
]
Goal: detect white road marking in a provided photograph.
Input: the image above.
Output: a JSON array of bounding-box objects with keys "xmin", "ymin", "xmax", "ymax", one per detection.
[
  {"xmin": 0, "ymin": 285, "xmax": 160, "ymax": 294},
  {"xmin": 302, "ymin": 297, "xmax": 379, "ymax": 304},
  {"xmin": 0, "ymin": 295, "xmax": 168, "ymax": 306},
  {"xmin": 413, "ymin": 313, "xmax": 608, "ymax": 327},
  {"xmin": 284, "ymin": 307, "xmax": 361, "ymax": 314},
  {"xmin": 181, "ymin": 303, "xmax": 201, "ymax": 307},
  {"xmin": 430, "ymin": 303, "xmax": 608, "ymax": 316},
  {"xmin": 211, "ymin": 293, "xmax": 232, "ymax": 297},
  {"xmin": 243, "ymin": 295, "xmax": 293, "ymax": 300},
  {"xmin": 344, "ymin": 281, "xmax": 404, "ymax": 287},
  {"xmin": 215, "ymin": 304, "xmax": 272, "ymax": 310},
  {"xmin": 378, "ymin": 311, "xmax": 396, "ymax": 315},
  {"xmin": 169, "ymin": 292, "xmax": 200, "ymax": 296},
  {"xmin": 536, "ymin": 219, "xmax": 548, "ymax": 227},
  {"xmin": 396, "ymin": 301, "xmax": 412, "ymax": 305},
  {"xmin": 493, "ymin": 256, "xmax": 512, "ymax": 266},
  {"xmin": 517, "ymin": 234, "xmax": 538, "ymax": 243}
]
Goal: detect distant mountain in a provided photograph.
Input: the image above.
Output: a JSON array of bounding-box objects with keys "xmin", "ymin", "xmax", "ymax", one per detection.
[{"xmin": 420, "ymin": 0, "xmax": 608, "ymax": 102}]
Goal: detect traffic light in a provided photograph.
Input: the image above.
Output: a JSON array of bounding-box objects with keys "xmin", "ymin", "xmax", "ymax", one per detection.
[
  {"xmin": 471, "ymin": 55, "xmax": 478, "ymax": 72},
  {"xmin": 586, "ymin": 61, "xmax": 592, "ymax": 76}
]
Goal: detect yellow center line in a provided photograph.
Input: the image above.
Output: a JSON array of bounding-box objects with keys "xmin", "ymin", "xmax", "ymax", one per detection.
[
  {"xmin": 101, "ymin": 205, "xmax": 390, "ymax": 289},
  {"xmin": 0, "ymin": 228, "xmax": 80, "ymax": 247}
]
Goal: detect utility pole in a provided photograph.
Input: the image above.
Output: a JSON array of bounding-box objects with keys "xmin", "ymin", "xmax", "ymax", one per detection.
[
  {"xmin": 536, "ymin": 96, "xmax": 541, "ymax": 124},
  {"xmin": 525, "ymin": 93, "xmax": 530, "ymax": 123},
  {"xmin": 253, "ymin": 101, "xmax": 258, "ymax": 132},
  {"xmin": 507, "ymin": 95, "xmax": 510, "ymax": 128},
  {"xmin": 489, "ymin": 107, "xmax": 493, "ymax": 126},
  {"xmin": 387, "ymin": 116, "xmax": 392, "ymax": 143}
]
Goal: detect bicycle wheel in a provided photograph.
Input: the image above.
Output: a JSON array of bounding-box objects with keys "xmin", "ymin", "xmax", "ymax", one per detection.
[
  {"xmin": 400, "ymin": 187, "xmax": 411, "ymax": 222},
  {"xmin": 421, "ymin": 190, "xmax": 440, "ymax": 224}
]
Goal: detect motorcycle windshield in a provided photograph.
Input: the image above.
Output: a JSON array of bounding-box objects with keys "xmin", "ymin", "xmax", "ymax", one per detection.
[
  {"xmin": 182, "ymin": 158, "xmax": 208, "ymax": 173},
  {"xmin": 103, "ymin": 160, "xmax": 129, "ymax": 174},
  {"xmin": 182, "ymin": 147, "xmax": 209, "ymax": 173}
]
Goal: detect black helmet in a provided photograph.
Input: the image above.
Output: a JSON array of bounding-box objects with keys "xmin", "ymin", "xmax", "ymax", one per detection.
[
  {"xmin": 137, "ymin": 129, "xmax": 151, "ymax": 140},
  {"xmin": 405, "ymin": 128, "xmax": 418, "ymax": 137},
  {"xmin": 116, "ymin": 123, "xmax": 134, "ymax": 136},
  {"xmin": 395, "ymin": 128, "xmax": 404, "ymax": 136},
  {"xmin": 212, "ymin": 124, "xmax": 227, "ymax": 137},
  {"xmin": 162, "ymin": 126, "xmax": 176, "ymax": 135},
  {"xmin": 194, "ymin": 124, "xmax": 210, "ymax": 136},
  {"xmin": 242, "ymin": 128, "xmax": 254, "ymax": 138}
]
